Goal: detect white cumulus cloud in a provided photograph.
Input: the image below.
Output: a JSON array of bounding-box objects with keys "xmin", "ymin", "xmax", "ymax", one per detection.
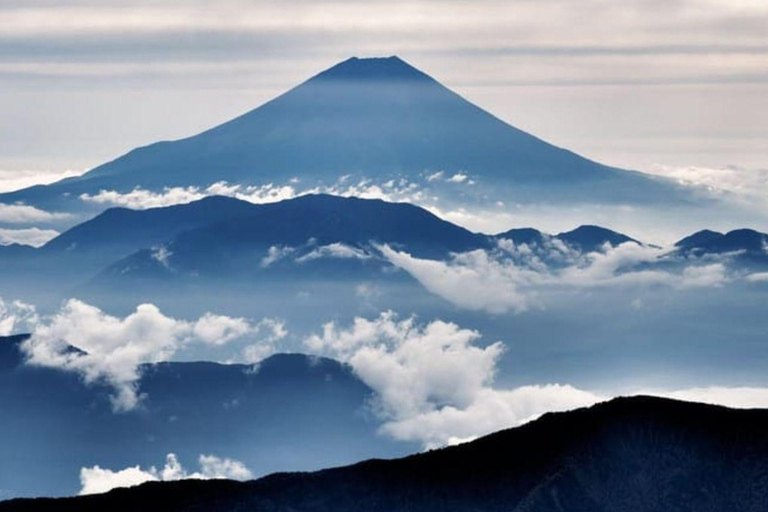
[
  {"xmin": 0, "ymin": 298, "xmax": 37, "ymax": 336},
  {"xmin": 305, "ymin": 311, "xmax": 601, "ymax": 447},
  {"xmin": 79, "ymin": 453, "xmax": 253, "ymax": 495},
  {"xmin": 20, "ymin": 299, "xmax": 274, "ymax": 411}
]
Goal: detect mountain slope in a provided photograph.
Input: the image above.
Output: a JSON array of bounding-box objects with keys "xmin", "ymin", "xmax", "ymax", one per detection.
[
  {"xmin": 0, "ymin": 56, "xmax": 682, "ymax": 212},
  {"xmin": 4, "ymin": 396, "xmax": 768, "ymax": 511}
]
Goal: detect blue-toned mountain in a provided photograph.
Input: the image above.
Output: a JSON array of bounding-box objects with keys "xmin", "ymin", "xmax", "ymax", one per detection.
[{"xmin": 0, "ymin": 56, "xmax": 683, "ymax": 213}]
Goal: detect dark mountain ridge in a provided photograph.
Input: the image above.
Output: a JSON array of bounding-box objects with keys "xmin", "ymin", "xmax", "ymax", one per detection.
[{"xmin": 4, "ymin": 396, "xmax": 768, "ymax": 511}]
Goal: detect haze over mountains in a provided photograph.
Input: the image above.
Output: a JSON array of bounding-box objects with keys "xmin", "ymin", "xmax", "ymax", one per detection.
[
  {"xmin": 1, "ymin": 194, "xmax": 765, "ymax": 300},
  {"xmin": 0, "ymin": 56, "xmax": 686, "ymax": 218},
  {"xmin": 1, "ymin": 53, "xmax": 767, "ymax": 510},
  {"xmin": 5, "ymin": 396, "xmax": 768, "ymax": 512}
]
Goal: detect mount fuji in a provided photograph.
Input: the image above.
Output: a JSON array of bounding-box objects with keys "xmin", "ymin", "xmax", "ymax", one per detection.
[{"xmin": 0, "ymin": 56, "xmax": 684, "ymax": 215}]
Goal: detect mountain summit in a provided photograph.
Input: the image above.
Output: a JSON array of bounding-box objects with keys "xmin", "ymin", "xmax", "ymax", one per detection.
[{"xmin": 0, "ymin": 56, "xmax": 682, "ymax": 211}]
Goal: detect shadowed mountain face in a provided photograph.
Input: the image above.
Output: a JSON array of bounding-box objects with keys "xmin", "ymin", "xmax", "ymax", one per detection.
[
  {"xmin": 94, "ymin": 194, "xmax": 490, "ymax": 282},
  {"xmin": 4, "ymin": 396, "xmax": 768, "ymax": 512},
  {"xmin": 0, "ymin": 335, "xmax": 411, "ymax": 498},
  {"xmin": 0, "ymin": 56, "xmax": 682, "ymax": 212}
]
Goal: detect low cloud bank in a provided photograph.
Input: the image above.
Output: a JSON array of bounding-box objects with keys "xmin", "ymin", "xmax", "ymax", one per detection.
[
  {"xmin": 79, "ymin": 453, "xmax": 252, "ymax": 495},
  {"xmin": 379, "ymin": 241, "xmax": 730, "ymax": 314}
]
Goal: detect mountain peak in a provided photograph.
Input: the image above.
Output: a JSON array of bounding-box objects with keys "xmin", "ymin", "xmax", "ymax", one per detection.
[{"xmin": 311, "ymin": 55, "xmax": 434, "ymax": 83}]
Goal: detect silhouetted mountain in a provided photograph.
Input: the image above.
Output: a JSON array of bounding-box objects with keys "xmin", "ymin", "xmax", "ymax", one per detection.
[
  {"xmin": 0, "ymin": 56, "xmax": 683, "ymax": 213},
  {"xmin": 494, "ymin": 227, "xmax": 548, "ymax": 246},
  {"xmin": 0, "ymin": 335, "xmax": 411, "ymax": 498},
  {"xmin": 674, "ymin": 228, "xmax": 768, "ymax": 266},
  {"xmin": 557, "ymin": 225, "xmax": 639, "ymax": 252},
  {"xmin": 5, "ymin": 396, "xmax": 768, "ymax": 511}
]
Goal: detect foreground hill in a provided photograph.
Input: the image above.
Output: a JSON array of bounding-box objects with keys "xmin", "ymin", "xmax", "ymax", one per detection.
[
  {"xmin": 4, "ymin": 396, "xmax": 767, "ymax": 511},
  {"xmin": 0, "ymin": 56, "xmax": 682, "ymax": 214}
]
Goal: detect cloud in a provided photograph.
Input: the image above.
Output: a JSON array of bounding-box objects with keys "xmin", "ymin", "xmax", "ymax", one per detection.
[
  {"xmin": 20, "ymin": 299, "xmax": 273, "ymax": 411},
  {"xmin": 426, "ymin": 171, "xmax": 444, "ymax": 182},
  {"xmin": 239, "ymin": 318, "xmax": 287, "ymax": 364},
  {"xmin": 0, "ymin": 226, "xmax": 59, "ymax": 247},
  {"xmin": 0, "ymin": 297, "xmax": 37, "ymax": 336},
  {"xmin": 78, "ymin": 178, "xmax": 427, "ymax": 210},
  {"xmin": 0, "ymin": 168, "xmax": 84, "ymax": 194},
  {"xmin": 642, "ymin": 164, "xmax": 768, "ymax": 211},
  {"xmin": 378, "ymin": 242, "xmax": 730, "ymax": 314},
  {"xmin": 746, "ymin": 272, "xmax": 768, "ymax": 282},
  {"xmin": 305, "ymin": 310, "xmax": 768, "ymax": 448},
  {"xmin": 305, "ymin": 311, "xmax": 601, "ymax": 447},
  {"xmin": 307, "ymin": 311, "xmax": 504, "ymax": 419},
  {"xmin": 382, "ymin": 385, "xmax": 603, "ymax": 448},
  {"xmin": 0, "ymin": 202, "xmax": 70, "ymax": 223},
  {"xmin": 79, "ymin": 182, "xmax": 296, "ymax": 209},
  {"xmin": 447, "ymin": 172, "xmax": 468, "ymax": 183},
  {"xmin": 650, "ymin": 387, "xmax": 768, "ymax": 409},
  {"xmin": 79, "ymin": 453, "xmax": 252, "ymax": 496},
  {"xmin": 260, "ymin": 245, "xmax": 296, "ymax": 268},
  {"xmin": 379, "ymin": 245, "xmax": 533, "ymax": 314},
  {"xmin": 295, "ymin": 243, "xmax": 371, "ymax": 263}
]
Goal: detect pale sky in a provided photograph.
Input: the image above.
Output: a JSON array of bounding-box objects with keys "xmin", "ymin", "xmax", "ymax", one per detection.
[{"xmin": 1, "ymin": 0, "xmax": 767, "ymax": 190}]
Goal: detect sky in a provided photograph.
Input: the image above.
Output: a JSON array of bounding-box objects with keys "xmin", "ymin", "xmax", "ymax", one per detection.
[{"xmin": 1, "ymin": 0, "xmax": 767, "ymax": 191}]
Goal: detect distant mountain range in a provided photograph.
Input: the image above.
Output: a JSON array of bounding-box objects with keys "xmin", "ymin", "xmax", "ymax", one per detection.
[
  {"xmin": 0, "ymin": 334, "xmax": 410, "ymax": 498},
  {"xmin": 1, "ymin": 194, "xmax": 765, "ymax": 299},
  {"xmin": 4, "ymin": 396, "xmax": 768, "ymax": 511},
  {"xmin": 0, "ymin": 56, "xmax": 685, "ymax": 216}
]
